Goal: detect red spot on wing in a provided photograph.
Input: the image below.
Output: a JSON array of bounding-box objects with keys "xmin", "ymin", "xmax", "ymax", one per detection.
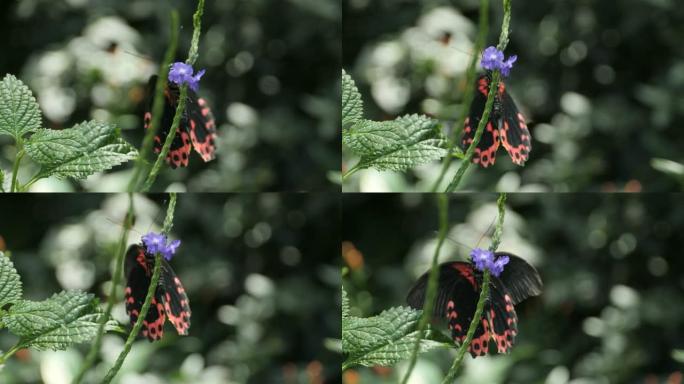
[{"xmin": 452, "ymin": 264, "xmax": 477, "ymax": 289}]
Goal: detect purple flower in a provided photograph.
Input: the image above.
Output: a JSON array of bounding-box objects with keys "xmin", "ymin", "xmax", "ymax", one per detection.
[
  {"xmin": 142, "ymin": 232, "xmax": 182, "ymax": 261},
  {"xmin": 168, "ymin": 62, "xmax": 206, "ymax": 92},
  {"xmin": 471, "ymin": 248, "xmax": 495, "ymax": 272},
  {"xmin": 500, "ymin": 55, "xmax": 517, "ymax": 77},
  {"xmin": 481, "ymin": 46, "xmax": 504, "ymax": 71},
  {"xmin": 489, "ymin": 254, "xmax": 509, "ymax": 277},
  {"xmin": 470, "ymin": 248, "xmax": 509, "ymax": 277},
  {"xmin": 142, "ymin": 232, "xmax": 166, "ymax": 255},
  {"xmin": 480, "ymin": 46, "xmax": 517, "ymax": 77}
]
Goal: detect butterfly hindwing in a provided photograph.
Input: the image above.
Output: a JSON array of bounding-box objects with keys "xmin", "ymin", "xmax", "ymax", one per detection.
[
  {"xmin": 187, "ymin": 91, "xmax": 217, "ymax": 162},
  {"xmin": 124, "ymin": 245, "xmax": 166, "ymax": 341},
  {"xmin": 499, "ymin": 91, "xmax": 531, "ymax": 166},
  {"xmin": 407, "ymin": 262, "xmax": 490, "ymax": 357},
  {"xmin": 160, "ymin": 259, "xmax": 191, "ymax": 335},
  {"xmin": 461, "ymin": 75, "xmax": 500, "ymax": 168},
  {"xmin": 487, "ymin": 275, "xmax": 518, "ymax": 353}
]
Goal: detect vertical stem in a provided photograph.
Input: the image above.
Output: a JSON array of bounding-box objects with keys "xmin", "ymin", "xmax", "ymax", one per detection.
[
  {"xmin": 431, "ymin": 0, "xmax": 490, "ymax": 192},
  {"xmin": 127, "ymin": 11, "xmax": 180, "ymax": 192},
  {"xmin": 140, "ymin": 0, "xmax": 206, "ymax": 192},
  {"xmin": 72, "ymin": 194, "xmax": 135, "ymax": 384},
  {"xmin": 401, "ymin": 194, "xmax": 449, "ymax": 384},
  {"xmin": 441, "ymin": 193, "xmax": 507, "ymax": 383},
  {"xmin": 101, "ymin": 194, "xmax": 177, "ymax": 383},
  {"xmin": 443, "ymin": 0, "xmax": 513, "ymax": 193},
  {"xmin": 10, "ymin": 141, "xmax": 24, "ymax": 192}
]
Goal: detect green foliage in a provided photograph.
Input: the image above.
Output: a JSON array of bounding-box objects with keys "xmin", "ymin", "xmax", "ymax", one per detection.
[
  {"xmin": 0, "ymin": 74, "xmax": 137, "ymax": 191},
  {"xmin": 342, "ymin": 70, "xmax": 447, "ymax": 176},
  {"xmin": 0, "ymin": 75, "xmax": 41, "ymax": 140},
  {"xmin": 24, "ymin": 120, "xmax": 137, "ymax": 180},
  {"xmin": 342, "ymin": 287, "xmax": 449, "ymax": 369},
  {"xmin": 342, "ymin": 69, "xmax": 363, "ymax": 128},
  {"xmin": 4, "ymin": 291, "xmax": 106, "ymax": 351},
  {"xmin": 0, "ymin": 252, "xmax": 22, "ymax": 308},
  {"xmin": 0, "ymin": 252, "xmax": 110, "ymax": 361}
]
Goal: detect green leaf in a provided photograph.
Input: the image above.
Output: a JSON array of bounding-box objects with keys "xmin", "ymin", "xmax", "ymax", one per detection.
[
  {"xmin": 24, "ymin": 120, "xmax": 137, "ymax": 179},
  {"xmin": 0, "ymin": 168, "xmax": 5, "ymax": 192},
  {"xmin": 342, "ymin": 287, "xmax": 350, "ymax": 320},
  {"xmin": 0, "ymin": 252, "xmax": 23, "ymax": 309},
  {"xmin": 0, "ymin": 74, "xmax": 42, "ymax": 139},
  {"xmin": 342, "ymin": 69, "xmax": 363, "ymax": 129},
  {"xmin": 343, "ymin": 304, "xmax": 449, "ymax": 368},
  {"xmin": 344, "ymin": 114, "xmax": 447, "ymax": 172},
  {"xmin": 4, "ymin": 290, "xmax": 106, "ymax": 351}
]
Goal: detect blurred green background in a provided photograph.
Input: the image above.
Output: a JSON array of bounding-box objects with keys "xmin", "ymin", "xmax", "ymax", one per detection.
[
  {"xmin": 0, "ymin": 193, "xmax": 340, "ymax": 383},
  {"xmin": 342, "ymin": 193, "xmax": 684, "ymax": 383},
  {"xmin": 1, "ymin": 0, "xmax": 340, "ymax": 192},
  {"xmin": 342, "ymin": 0, "xmax": 684, "ymax": 192}
]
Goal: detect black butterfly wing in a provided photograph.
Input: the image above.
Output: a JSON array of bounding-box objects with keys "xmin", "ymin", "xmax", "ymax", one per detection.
[
  {"xmin": 407, "ymin": 262, "xmax": 490, "ymax": 357},
  {"xmin": 186, "ymin": 89, "xmax": 217, "ymax": 162},
  {"xmin": 144, "ymin": 75, "xmax": 192, "ymax": 169},
  {"xmin": 159, "ymin": 258, "xmax": 191, "ymax": 335},
  {"xmin": 499, "ymin": 90, "xmax": 531, "ymax": 166},
  {"xmin": 487, "ymin": 275, "xmax": 518, "ymax": 354},
  {"xmin": 124, "ymin": 245, "xmax": 166, "ymax": 341},
  {"xmin": 461, "ymin": 74, "xmax": 500, "ymax": 168},
  {"xmin": 495, "ymin": 252, "xmax": 543, "ymax": 305}
]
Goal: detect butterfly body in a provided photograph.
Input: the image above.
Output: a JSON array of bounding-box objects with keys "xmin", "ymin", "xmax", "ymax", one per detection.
[
  {"xmin": 406, "ymin": 252, "xmax": 542, "ymax": 357},
  {"xmin": 124, "ymin": 244, "xmax": 191, "ymax": 341},
  {"xmin": 461, "ymin": 73, "xmax": 531, "ymax": 168},
  {"xmin": 143, "ymin": 75, "xmax": 217, "ymax": 169}
]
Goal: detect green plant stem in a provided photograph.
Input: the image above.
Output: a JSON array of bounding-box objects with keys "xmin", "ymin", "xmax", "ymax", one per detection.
[
  {"xmin": 0, "ymin": 343, "xmax": 22, "ymax": 364},
  {"xmin": 441, "ymin": 193, "xmax": 507, "ymax": 383},
  {"xmin": 10, "ymin": 142, "xmax": 24, "ymax": 192},
  {"xmin": 101, "ymin": 252, "xmax": 162, "ymax": 384},
  {"xmin": 127, "ymin": 11, "xmax": 180, "ymax": 192},
  {"xmin": 72, "ymin": 194, "xmax": 135, "ymax": 384},
  {"xmin": 140, "ymin": 86, "xmax": 188, "ymax": 191},
  {"xmin": 443, "ymin": 0, "xmax": 513, "ymax": 193},
  {"xmin": 431, "ymin": 0, "xmax": 490, "ymax": 192},
  {"xmin": 140, "ymin": 0, "xmax": 206, "ymax": 192},
  {"xmin": 101, "ymin": 194, "xmax": 177, "ymax": 383},
  {"xmin": 401, "ymin": 194, "xmax": 449, "ymax": 384},
  {"xmin": 342, "ymin": 163, "xmax": 362, "ymax": 182}
]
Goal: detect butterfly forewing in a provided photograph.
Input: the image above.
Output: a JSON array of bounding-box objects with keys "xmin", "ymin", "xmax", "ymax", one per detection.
[{"xmin": 407, "ymin": 254, "xmax": 541, "ymax": 357}]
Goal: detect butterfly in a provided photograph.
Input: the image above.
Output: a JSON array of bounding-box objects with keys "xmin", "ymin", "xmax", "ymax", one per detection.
[
  {"xmin": 461, "ymin": 72, "xmax": 531, "ymax": 168},
  {"xmin": 124, "ymin": 244, "xmax": 191, "ymax": 341},
  {"xmin": 406, "ymin": 252, "xmax": 542, "ymax": 357},
  {"xmin": 143, "ymin": 75, "xmax": 217, "ymax": 169}
]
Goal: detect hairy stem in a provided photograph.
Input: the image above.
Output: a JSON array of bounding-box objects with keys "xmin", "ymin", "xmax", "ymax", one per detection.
[
  {"xmin": 444, "ymin": 0, "xmax": 513, "ymax": 193},
  {"xmin": 0, "ymin": 343, "xmax": 22, "ymax": 364},
  {"xmin": 441, "ymin": 193, "xmax": 507, "ymax": 383},
  {"xmin": 127, "ymin": 10, "xmax": 180, "ymax": 192},
  {"xmin": 401, "ymin": 194, "xmax": 449, "ymax": 384},
  {"xmin": 431, "ymin": 0, "xmax": 490, "ymax": 192},
  {"xmin": 101, "ymin": 194, "xmax": 177, "ymax": 383},
  {"xmin": 10, "ymin": 142, "xmax": 24, "ymax": 192},
  {"xmin": 72, "ymin": 194, "xmax": 135, "ymax": 384},
  {"xmin": 141, "ymin": 0, "xmax": 205, "ymax": 192},
  {"xmin": 342, "ymin": 163, "xmax": 362, "ymax": 182}
]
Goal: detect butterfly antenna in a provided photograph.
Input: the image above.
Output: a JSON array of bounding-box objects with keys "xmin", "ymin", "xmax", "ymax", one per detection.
[{"xmin": 475, "ymin": 217, "xmax": 497, "ymax": 249}]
